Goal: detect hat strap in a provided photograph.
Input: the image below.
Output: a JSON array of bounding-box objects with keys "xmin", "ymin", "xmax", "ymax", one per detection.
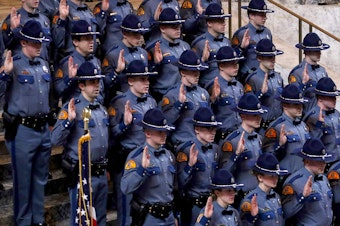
[
  {"xmin": 280, "ymin": 95, "xmax": 306, "ymax": 102},
  {"xmin": 192, "ymin": 120, "xmax": 221, "ymax": 125},
  {"xmin": 314, "ymin": 88, "xmax": 339, "ymax": 95},
  {"xmin": 300, "ymin": 150, "xmax": 332, "ymax": 160},
  {"xmin": 236, "ymin": 106, "xmax": 264, "ymax": 113},
  {"xmin": 19, "ymin": 30, "xmax": 44, "ymax": 42},
  {"xmin": 142, "ymin": 120, "xmax": 175, "ymax": 130},
  {"xmin": 255, "ymin": 163, "xmax": 288, "ymax": 175}
]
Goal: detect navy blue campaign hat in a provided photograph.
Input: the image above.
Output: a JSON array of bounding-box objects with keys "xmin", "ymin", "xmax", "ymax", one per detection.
[
  {"xmin": 295, "ymin": 138, "xmax": 333, "ymax": 162},
  {"xmin": 253, "ymin": 153, "xmax": 289, "ymax": 176},
  {"xmin": 138, "ymin": 108, "xmax": 175, "ymax": 131},
  {"xmin": 121, "ymin": 14, "xmax": 149, "ymax": 33},
  {"xmin": 255, "ymin": 39, "xmax": 284, "ymax": 57},
  {"xmin": 173, "ymin": 50, "xmax": 208, "ymax": 71},
  {"xmin": 192, "ymin": 107, "xmax": 222, "ymax": 127},
  {"xmin": 125, "ymin": 60, "xmax": 158, "ymax": 77},
  {"xmin": 215, "ymin": 46, "xmax": 244, "ymax": 62},
  {"xmin": 233, "ymin": 93, "xmax": 267, "ymax": 115},
  {"xmin": 277, "ymin": 84, "xmax": 308, "ymax": 104},
  {"xmin": 210, "ymin": 169, "xmax": 244, "ymax": 190},
  {"xmin": 241, "ymin": 0, "xmax": 274, "ymax": 13},
  {"xmin": 71, "ymin": 20, "xmax": 100, "ymax": 36},
  {"xmin": 314, "ymin": 77, "xmax": 340, "ymax": 97},
  {"xmin": 295, "ymin": 32, "xmax": 330, "ymax": 51},
  {"xmin": 158, "ymin": 8, "xmax": 185, "ymax": 24},
  {"xmin": 14, "ymin": 20, "xmax": 50, "ymax": 43},
  {"xmin": 72, "ymin": 61, "xmax": 105, "ymax": 80},
  {"xmin": 201, "ymin": 3, "xmax": 231, "ymax": 19}
]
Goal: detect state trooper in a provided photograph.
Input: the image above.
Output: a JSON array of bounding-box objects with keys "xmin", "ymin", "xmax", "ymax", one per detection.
[
  {"xmin": 303, "ymin": 77, "xmax": 340, "ymax": 165},
  {"xmin": 219, "ymin": 93, "xmax": 265, "ymax": 198},
  {"xmin": 281, "ymin": 138, "xmax": 333, "ymax": 226},
  {"xmin": 231, "ymin": 0, "xmax": 273, "ymax": 84},
  {"xmin": 108, "ymin": 60, "xmax": 158, "ymax": 226},
  {"xmin": 195, "ymin": 169, "xmax": 243, "ymax": 226},
  {"xmin": 54, "ymin": 20, "xmax": 105, "ymax": 104},
  {"xmin": 1, "ymin": 0, "xmax": 52, "ymax": 61},
  {"xmin": 38, "ymin": 0, "xmax": 60, "ymax": 21},
  {"xmin": 51, "ymin": 0, "xmax": 108, "ymax": 62},
  {"xmin": 51, "ymin": 61, "xmax": 109, "ymax": 226},
  {"xmin": 102, "ymin": 14, "xmax": 160, "ymax": 99},
  {"xmin": 120, "ymin": 108, "xmax": 177, "ymax": 226},
  {"xmin": 0, "ymin": 20, "xmax": 52, "ymax": 226},
  {"xmin": 288, "ymin": 32, "xmax": 330, "ymax": 115},
  {"xmin": 176, "ymin": 107, "xmax": 221, "ymax": 226},
  {"xmin": 262, "ymin": 84, "xmax": 311, "ymax": 175},
  {"xmin": 161, "ymin": 50, "xmax": 211, "ymax": 148},
  {"xmin": 93, "ymin": 0, "xmax": 134, "ymax": 55},
  {"xmin": 206, "ymin": 46, "xmax": 244, "ymax": 142},
  {"xmin": 145, "ymin": 8, "xmax": 191, "ymax": 102},
  {"xmin": 244, "ymin": 38, "xmax": 284, "ymax": 134},
  {"xmin": 327, "ymin": 161, "xmax": 340, "ymax": 225},
  {"xmin": 240, "ymin": 152, "xmax": 288, "ymax": 226},
  {"xmin": 191, "ymin": 3, "xmax": 232, "ymax": 89}
]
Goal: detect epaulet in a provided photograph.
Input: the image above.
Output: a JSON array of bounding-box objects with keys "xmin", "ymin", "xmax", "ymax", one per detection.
[
  {"xmin": 131, "ymin": 147, "xmax": 144, "ymax": 158},
  {"xmin": 13, "ymin": 55, "xmax": 21, "ymax": 61},
  {"xmin": 110, "ymin": 93, "xmax": 126, "ymax": 104},
  {"xmin": 233, "ymin": 25, "xmax": 248, "ymax": 36},
  {"xmin": 271, "ymin": 117, "xmax": 285, "ymax": 128},
  {"xmin": 191, "ymin": 35, "xmax": 206, "ymax": 47},
  {"xmin": 303, "ymin": 109, "xmax": 316, "ymax": 122},
  {"xmin": 93, "ymin": 2, "xmax": 102, "ymax": 15},
  {"xmin": 106, "ymin": 45, "xmax": 119, "ymax": 54},
  {"xmin": 287, "ymin": 173, "xmax": 303, "ymax": 184},
  {"xmin": 74, "ymin": 99, "xmax": 81, "ymax": 105},
  {"xmin": 290, "ymin": 64, "xmax": 303, "ymax": 73},
  {"xmin": 59, "ymin": 56, "xmax": 70, "ymax": 66},
  {"xmin": 226, "ymin": 130, "xmax": 241, "ymax": 141},
  {"xmin": 244, "ymin": 71, "xmax": 256, "ymax": 83},
  {"xmin": 177, "ymin": 141, "xmax": 193, "ymax": 152},
  {"xmin": 145, "ymin": 40, "xmax": 161, "ymax": 51}
]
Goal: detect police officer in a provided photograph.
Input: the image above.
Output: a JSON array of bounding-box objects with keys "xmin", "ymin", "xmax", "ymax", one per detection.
[
  {"xmin": 2, "ymin": 0, "xmax": 52, "ymax": 61},
  {"xmin": 191, "ymin": 3, "xmax": 232, "ymax": 89},
  {"xmin": 146, "ymin": 8, "xmax": 191, "ymax": 102},
  {"xmin": 176, "ymin": 107, "xmax": 221, "ymax": 226},
  {"xmin": 244, "ymin": 39, "xmax": 284, "ymax": 134},
  {"xmin": 219, "ymin": 93, "xmax": 265, "ymax": 195},
  {"xmin": 231, "ymin": 0, "xmax": 273, "ymax": 84},
  {"xmin": 206, "ymin": 46, "xmax": 244, "ymax": 142},
  {"xmin": 51, "ymin": 0, "xmax": 108, "ymax": 61},
  {"xmin": 195, "ymin": 169, "xmax": 243, "ymax": 226},
  {"xmin": 51, "ymin": 61, "xmax": 109, "ymax": 226},
  {"xmin": 327, "ymin": 161, "xmax": 340, "ymax": 225},
  {"xmin": 282, "ymin": 138, "xmax": 333, "ymax": 226},
  {"xmin": 54, "ymin": 19, "xmax": 105, "ymax": 104},
  {"xmin": 304, "ymin": 77, "xmax": 340, "ymax": 164},
  {"xmin": 120, "ymin": 108, "xmax": 177, "ymax": 226},
  {"xmin": 161, "ymin": 50, "xmax": 210, "ymax": 148},
  {"xmin": 108, "ymin": 60, "xmax": 158, "ymax": 226},
  {"xmin": 262, "ymin": 84, "xmax": 310, "ymax": 174},
  {"xmin": 288, "ymin": 32, "xmax": 330, "ymax": 115},
  {"xmin": 93, "ymin": 0, "xmax": 134, "ymax": 55},
  {"xmin": 240, "ymin": 152, "xmax": 288, "ymax": 226},
  {"xmin": 0, "ymin": 20, "xmax": 51, "ymax": 226},
  {"xmin": 38, "ymin": 0, "xmax": 60, "ymax": 21}
]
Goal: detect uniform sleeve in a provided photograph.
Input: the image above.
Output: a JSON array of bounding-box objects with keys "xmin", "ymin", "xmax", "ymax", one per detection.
[
  {"xmin": 50, "ymin": 106, "xmax": 74, "ymax": 146},
  {"xmin": 176, "ymin": 148, "xmax": 194, "ymax": 190},
  {"xmin": 51, "ymin": 13, "xmax": 67, "ymax": 49},
  {"xmin": 303, "ymin": 111, "xmax": 324, "ymax": 139},
  {"xmin": 281, "ymin": 182, "xmax": 306, "ymax": 219},
  {"xmin": 1, "ymin": 15, "xmax": 14, "ymax": 49},
  {"xmin": 53, "ymin": 58, "xmax": 78, "ymax": 99},
  {"xmin": 262, "ymin": 126, "xmax": 287, "ymax": 161},
  {"xmin": 240, "ymin": 198, "xmax": 257, "ymax": 226},
  {"xmin": 161, "ymin": 91, "xmax": 184, "ymax": 124},
  {"xmin": 194, "ymin": 209, "xmax": 210, "ymax": 226},
  {"xmin": 219, "ymin": 138, "xmax": 240, "ymax": 172},
  {"xmin": 108, "ymin": 99, "xmax": 130, "ymax": 138}
]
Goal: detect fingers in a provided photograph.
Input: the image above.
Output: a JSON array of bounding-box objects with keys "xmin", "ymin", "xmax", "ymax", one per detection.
[
  {"xmin": 251, "ymin": 193, "xmax": 257, "ymax": 204},
  {"xmin": 5, "ymin": 50, "xmax": 12, "ymax": 61},
  {"xmin": 240, "ymin": 131, "xmax": 245, "ymax": 143},
  {"xmin": 125, "ymin": 100, "xmax": 131, "ymax": 111},
  {"xmin": 10, "ymin": 7, "xmax": 16, "ymax": 17},
  {"xmin": 307, "ymin": 175, "xmax": 313, "ymax": 186}
]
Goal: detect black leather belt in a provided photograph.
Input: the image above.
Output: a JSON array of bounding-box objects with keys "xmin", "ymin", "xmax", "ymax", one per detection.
[
  {"xmin": 91, "ymin": 162, "xmax": 107, "ymax": 177},
  {"xmin": 19, "ymin": 114, "xmax": 49, "ymax": 130},
  {"xmin": 147, "ymin": 202, "xmax": 173, "ymax": 219}
]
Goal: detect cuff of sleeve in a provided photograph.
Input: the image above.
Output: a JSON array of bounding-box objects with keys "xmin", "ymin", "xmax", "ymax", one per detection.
[
  {"xmin": 57, "ymin": 18, "xmax": 67, "ymax": 26},
  {"xmin": 198, "ymin": 216, "xmax": 210, "ymax": 226},
  {"xmin": 99, "ymin": 9, "xmax": 106, "ymax": 18},
  {"xmin": 62, "ymin": 119, "xmax": 73, "ymax": 129},
  {"xmin": 315, "ymin": 120, "xmax": 324, "ymax": 128},
  {"xmin": 246, "ymin": 214, "xmax": 258, "ymax": 223},
  {"xmin": 119, "ymin": 121, "xmax": 130, "ymax": 132},
  {"xmin": 184, "ymin": 164, "xmax": 193, "ymax": 174},
  {"xmin": 136, "ymin": 165, "xmax": 147, "ymax": 177},
  {"xmin": 296, "ymin": 193, "xmax": 307, "ymax": 204},
  {"xmin": 63, "ymin": 75, "xmax": 72, "ymax": 86},
  {"xmin": 109, "ymin": 72, "xmax": 117, "ymax": 83},
  {"xmin": 0, "ymin": 70, "xmax": 9, "ymax": 80},
  {"xmin": 230, "ymin": 153, "xmax": 239, "ymax": 162},
  {"xmin": 174, "ymin": 101, "xmax": 184, "ymax": 111}
]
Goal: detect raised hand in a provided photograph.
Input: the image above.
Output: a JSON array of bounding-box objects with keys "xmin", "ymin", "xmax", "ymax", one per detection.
[
  {"xmin": 116, "ymin": 49, "xmax": 125, "ymax": 73},
  {"xmin": 302, "ymin": 175, "xmax": 313, "ymax": 197},
  {"xmin": 240, "ymin": 28, "xmax": 250, "ymax": 49},
  {"xmin": 101, "ymin": 0, "xmax": 109, "ymax": 11},
  {"xmin": 210, "ymin": 77, "xmax": 220, "ymax": 103},
  {"xmin": 141, "ymin": 146, "xmax": 151, "ymax": 168},
  {"xmin": 68, "ymin": 98, "xmax": 77, "ymax": 121},
  {"xmin": 59, "ymin": 0, "xmax": 69, "ymax": 20},
  {"xmin": 153, "ymin": 41, "xmax": 163, "ymax": 64},
  {"xmin": 278, "ymin": 124, "xmax": 287, "ymax": 146},
  {"xmin": 10, "ymin": 7, "xmax": 20, "ymax": 30},
  {"xmin": 3, "ymin": 50, "xmax": 13, "ymax": 74},
  {"xmin": 68, "ymin": 56, "xmax": 78, "ymax": 79},
  {"xmin": 123, "ymin": 100, "xmax": 133, "ymax": 126},
  {"xmin": 236, "ymin": 131, "xmax": 246, "ymax": 155},
  {"xmin": 179, "ymin": 83, "xmax": 187, "ymax": 103},
  {"xmin": 154, "ymin": 2, "xmax": 162, "ymax": 21},
  {"xmin": 188, "ymin": 143, "xmax": 199, "ymax": 167},
  {"xmin": 261, "ymin": 73, "xmax": 268, "ymax": 95},
  {"xmin": 250, "ymin": 194, "xmax": 259, "ymax": 217},
  {"xmin": 318, "ymin": 106, "xmax": 325, "ymax": 123},
  {"xmin": 196, "ymin": 0, "xmax": 204, "ymax": 15},
  {"xmin": 201, "ymin": 40, "xmax": 210, "ymax": 63},
  {"xmin": 203, "ymin": 196, "xmax": 213, "ymax": 218},
  {"xmin": 302, "ymin": 63, "xmax": 310, "ymax": 85}
]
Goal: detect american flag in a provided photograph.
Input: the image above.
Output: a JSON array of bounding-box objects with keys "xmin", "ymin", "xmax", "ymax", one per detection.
[{"xmin": 75, "ymin": 133, "xmax": 97, "ymax": 226}]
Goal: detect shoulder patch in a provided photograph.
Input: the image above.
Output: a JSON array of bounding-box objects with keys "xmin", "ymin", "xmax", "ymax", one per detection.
[
  {"xmin": 93, "ymin": 5, "xmax": 101, "ymax": 15},
  {"xmin": 241, "ymin": 201, "xmax": 251, "ymax": 212},
  {"xmin": 244, "ymin": 83, "xmax": 252, "ymax": 93},
  {"xmin": 102, "ymin": 57, "xmax": 109, "ymax": 67},
  {"xmin": 328, "ymin": 171, "xmax": 340, "ymax": 180},
  {"xmin": 265, "ymin": 128, "xmax": 277, "ymax": 139},
  {"xmin": 177, "ymin": 151, "xmax": 188, "ymax": 162},
  {"xmin": 222, "ymin": 141, "xmax": 233, "ymax": 152},
  {"xmin": 137, "ymin": 6, "xmax": 145, "ymax": 16},
  {"xmin": 125, "ymin": 159, "xmax": 137, "ymax": 170},
  {"xmin": 231, "ymin": 36, "xmax": 240, "ymax": 46},
  {"xmin": 52, "ymin": 15, "xmax": 60, "ymax": 25},
  {"xmin": 162, "ymin": 97, "xmax": 170, "ymax": 107},
  {"xmin": 182, "ymin": 0, "xmax": 193, "ymax": 8},
  {"xmin": 55, "ymin": 68, "xmax": 63, "ymax": 79},
  {"xmin": 288, "ymin": 74, "xmax": 297, "ymax": 84},
  {"xmin": 1, "ymin": 22, "xmax": 8, "ymax": 31},
  {"xmin": 107, "ymin": 106, "xmax": 116, "ymax": 116},
  {"xmin": 282, "ymin": 185, "xmax": 294, "ymax": 195},
  {"xmin": 58, "ymin": 109, "xmax": 68, "ymax": 120}
]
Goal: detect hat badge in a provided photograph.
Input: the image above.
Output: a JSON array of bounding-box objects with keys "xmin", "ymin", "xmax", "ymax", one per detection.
[
  {"xmin": 233, "ymin": 51, "xmax": 237, "ymax": 57},
  {"xmin": 231, "ymin": 177, "xmax": 235, "ymax": 183},
  {"xmin": 299, "ymin": 93, "xmax": 302, "ymax": 98},
  {"xmin": 163, "ymin": 119, "xmax": 167, "ymax": 125},
  {"xmin": 276, "ymin": 164, "xmax": 280, "ymax": 170},
  {"xmin": 257, "ymin": 103, "xmax": 261, "ymax": 109},
  {"xmin": 39, "ymin": 32, "xmax": 43, "ymax": 38},
  {"xmin": 87, "ymin": 26, "xmax": 91, "ymax": 32},
  {"xmin": 334, "ymin": 86, "xmax": 337, "ymax": 91},
  {"xmin": 175, "ymin": 14, "xmax": 179, "ymax": 19},
  {"xmin": 318, "ymin": 40, "xmax": 322, "ymax": 46},
  {"xmin": 211, "ymin": 115, "xmax": 215, "ymax": 121},
  {"xmin": 138, "ymin": 22, "xmax": 141, "ymax": 28},
  {"xmin": 221, "ymin": 9, "xmax": 224, "ymax": 14},
  {"xmin": 145, "ymin": 67, "xmax": 148, "ymax": 72},
  {"xmin": 94, "ymin": 68, "xmax": 98, "ymax": 74},
  {"xmin": 322, "ymin": 148, "xmax": 326, "ymax": 154},
  {"xmin": 272, "ymin": 46, "xmax": 276, "ymax": 51},
  {"xmin": 263, "ymin": 5, "xmax": 267, "ymax": 10}
]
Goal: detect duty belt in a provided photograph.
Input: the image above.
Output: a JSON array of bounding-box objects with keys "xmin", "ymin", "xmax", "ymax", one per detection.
[
  {"xmin": 91, "ymin": 162, "xmax": 107, "ymax": 177},
  {"xmin": 187, "ymin": 194, "xmax": 210, "ymax": 208},
  {"xmin": 147, "ymin": 202, "xmax": 173, "ymax": 219},
  {"xmin": 19, "ymin": 114, "xmax": 49, "ymax": 130}
]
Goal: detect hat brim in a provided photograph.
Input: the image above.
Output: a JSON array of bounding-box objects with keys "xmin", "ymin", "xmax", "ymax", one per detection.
[
  {"xmin": 126, "ymin": 71, "xmax": 158, "ymax": 77},
  {"xmin": 157, "ymin": 20, "xmax": 185, "ymax": 25},
  {"xmin": 314, "ymin": 88, "xmax": 340, "ymax": 97},
  {"xmin": 71, "ymin": 74, "xmax": 105, "ymax": 80},
  {"xmin": 209, "ymin": 183, "xmax": 244, "ymax": 190},
  {"xmin": 232, "ymin": 104, "xmax": 267, "ymax": 115},
  {"xmin": 173, "ymin": 61, "xmax": 208, "ymax": 71},
  {"xmin": 14, "ymin": 30, "xmax": 51, "ymax": 43},
  {"xmin": 200, "ymin": 14, "xmax": 232, "ymax": 19},
  {"xmin": 192, "ymin": 120, "xmax": 222, "ymax": 127},
  {"xmin": 241, "ymin": 6, "xmax": 274, "ymax": 13},
  {"xmin": 215, "ymin": 56, "xmax": 245, "ymax": 63},
  {"xmin": 253, "ymin": 164, "xmax": 289, "ymax": 176},
  {"xmin": 276, "ymin": 95, "xmax": 309, "ymax": 104},
  {"xmin": 121, "ymin": 26, "xmax": 150, "ymax": 34},
  {"xmin": 294, "ymin": 148, "xmax": 334, "ymax": 163},
  {"xmin": 137, "ymin": 121, "xmax": 175, "ymax": 131},
  {"xmin": 295, "ymin": 43, "xmax": 330, "ymax": 51},
  {"xmin": 256, "ymin": 49, "xmax": 284, "ymax": 57}
]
